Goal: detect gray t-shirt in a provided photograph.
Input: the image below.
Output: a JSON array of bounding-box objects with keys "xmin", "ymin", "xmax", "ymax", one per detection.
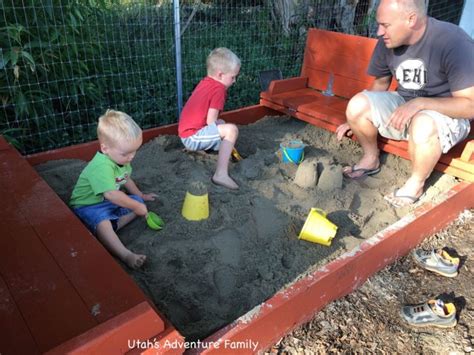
[{"xmin": 368, "ymin": 17, "xmax": 474, "ymax": 101}]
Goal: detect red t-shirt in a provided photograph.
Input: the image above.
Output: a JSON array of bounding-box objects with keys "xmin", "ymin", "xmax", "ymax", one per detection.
[{"xmin": 178, "ymin": 76, "xmax": 227, "ymax": 138}]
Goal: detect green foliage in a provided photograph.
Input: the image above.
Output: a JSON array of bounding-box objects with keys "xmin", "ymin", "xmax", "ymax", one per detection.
[{"xmin": 0, "ymin": 1, "xmax": 304, "ymax": 154}]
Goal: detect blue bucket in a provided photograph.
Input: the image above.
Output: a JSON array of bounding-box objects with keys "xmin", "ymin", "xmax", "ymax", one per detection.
[{"xmin": 280, "ymin": 140, "xmax": 305, "ymax": 164}]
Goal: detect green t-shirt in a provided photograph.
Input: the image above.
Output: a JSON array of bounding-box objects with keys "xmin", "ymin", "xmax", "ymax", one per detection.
[{"xmin": 70, "ymin": 152, "xmax": 132, "ymax": 208}]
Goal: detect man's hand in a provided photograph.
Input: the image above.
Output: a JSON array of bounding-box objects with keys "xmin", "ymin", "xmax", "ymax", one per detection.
[
  {"xmin": 336, "ymin": 123, "xmax": 353, "ymax": 141},
  {"xmin": 141, "ymin": 192, "xmax": 158, "ymax": 202},
  {"xmin": 386, "ymin": 98, "xmax": 424, "ymax": 131}
]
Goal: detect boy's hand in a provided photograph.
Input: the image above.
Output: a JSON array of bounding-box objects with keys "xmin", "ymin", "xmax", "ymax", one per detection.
[
  {"xmin": 141, "ymin": 192, "xmax": 158, "ymax": 201},
  {"xmin": 134, "ymin": 203, "xmax": 148, "ymax": 217}
]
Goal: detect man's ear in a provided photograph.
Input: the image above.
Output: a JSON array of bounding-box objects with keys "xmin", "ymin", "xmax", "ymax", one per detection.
[{"xmin": 407, "ymin": 12, "xmax": 417, "ymax": 27}]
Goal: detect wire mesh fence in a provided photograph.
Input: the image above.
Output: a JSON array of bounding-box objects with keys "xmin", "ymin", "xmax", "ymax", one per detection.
[{"xmin": 0, "ymin": 0, "xmax": 467, "ymax": 154}]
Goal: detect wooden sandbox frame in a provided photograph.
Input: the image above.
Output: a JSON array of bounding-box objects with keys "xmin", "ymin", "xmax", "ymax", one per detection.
[{"xmin": 1, "ymin": 104, "xmax": 473, "ymax": 354}]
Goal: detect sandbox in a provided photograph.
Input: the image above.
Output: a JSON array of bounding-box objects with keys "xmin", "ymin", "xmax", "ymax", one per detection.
[{"xmin": 36, "ymin": 115, "xmax": 461, "ymax": 342}]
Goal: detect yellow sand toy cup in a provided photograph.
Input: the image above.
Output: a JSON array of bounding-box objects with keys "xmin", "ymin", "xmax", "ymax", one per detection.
[
  {"xmin": 181, "ymin": 191, "xmax": 209, "ymax": 221},
  {"xmin": 299, "ymin": 208, "xmax": 338, "ymax": 246}
]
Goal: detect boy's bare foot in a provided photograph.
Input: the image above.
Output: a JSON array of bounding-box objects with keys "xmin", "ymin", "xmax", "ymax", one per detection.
[
  {"xmin": 211, "ymin": 174, "xmax": 239, "ymax": 190},
  {"xmin": 124, "ymin": 252, "xmax": 147, "ymax": 269}
]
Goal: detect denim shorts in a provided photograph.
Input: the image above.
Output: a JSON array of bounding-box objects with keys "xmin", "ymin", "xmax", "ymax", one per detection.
[
  {"xmin": 362, "ymin": 91, "xmax": 471, "ymax": 154},
  {"xmin": 73, "ymin": 194, "xmax": 144, "ymax": 233},
  {"xmin": 181, "ymin": 122, "xmax": 221, "ymax": 151}
]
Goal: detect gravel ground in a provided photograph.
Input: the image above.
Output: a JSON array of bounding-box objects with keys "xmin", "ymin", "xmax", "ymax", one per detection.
[{"xmin": 268, "ymin": 209, "xmax": 474, "ymax": 354}]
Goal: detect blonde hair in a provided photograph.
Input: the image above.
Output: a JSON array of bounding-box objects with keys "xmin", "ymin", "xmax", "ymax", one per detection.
[
  {"xmin": 97, "ymin": 109, "xmax": 142, "ymax": 146},
  {"xmin": 206, "ymin": 47, "xmax": 241, "ymax": 76}
]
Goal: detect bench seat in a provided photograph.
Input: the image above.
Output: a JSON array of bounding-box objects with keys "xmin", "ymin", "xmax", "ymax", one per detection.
[{"xmin": 260, "ymin": 28, "xmax": 474, "ymax": 182}]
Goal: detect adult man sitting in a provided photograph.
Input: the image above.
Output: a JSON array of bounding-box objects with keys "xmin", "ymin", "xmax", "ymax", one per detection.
[{"xmin": 336, "ymin": 0, "xmax": 473, "ymax": 207}]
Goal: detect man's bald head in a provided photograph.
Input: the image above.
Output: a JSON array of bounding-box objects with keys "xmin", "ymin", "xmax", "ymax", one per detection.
[{"xmin": 380, "ymin": 0, "xmax": 427, "ymax": 17}]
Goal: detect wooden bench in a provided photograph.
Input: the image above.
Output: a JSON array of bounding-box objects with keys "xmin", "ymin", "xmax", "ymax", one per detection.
[
  {"xmin": 260, "ymin": 28, "xmax": 474, "ymax": 182},
  {"xmin": 0, "ymin": 136, "xmax": 184, "ymax": 354}
]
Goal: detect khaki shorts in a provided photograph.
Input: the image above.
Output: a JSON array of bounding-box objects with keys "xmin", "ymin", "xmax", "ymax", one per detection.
[{"xmin": 362, "ymin": 91, "xmax": 471, "ymax": 154}]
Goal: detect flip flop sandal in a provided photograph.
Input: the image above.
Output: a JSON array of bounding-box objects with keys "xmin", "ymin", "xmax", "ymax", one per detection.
[
  {"xmin": 342, "ymin": 165, "xmax": 381, "ymax": 179},
  {"xmin": 384, "ymin": 188, "xmax": 420, "ymax": 208},
  {"xmin": 412, "ymin": 248, "xmax": 459, "ymax": 277},
  {"xmin": 400, "ymin": 299, "xmax": 457, "ymax": 328}
]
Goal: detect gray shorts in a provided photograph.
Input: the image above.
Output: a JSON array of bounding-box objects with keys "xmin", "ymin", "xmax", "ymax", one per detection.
[
  {"xmin": 181, "ymin": 122, "xmax": 221, "ymax": 151},
  {"xmin": 362, "ymin": 91, "xmax": 471, "ymax": 154}
]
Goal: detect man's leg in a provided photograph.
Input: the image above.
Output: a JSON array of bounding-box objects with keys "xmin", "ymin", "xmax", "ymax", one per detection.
[
  {"xmin": 96, "ymin": 217, "xmax": 146, "ymax": 269},
  {"xmin": 386, "ymin": 113, "xmax": 441, "ymax": 206},
  {"xmin": 214, "ymin": 123, "xmax": 239, "ymax": 189},
  {"xmin": 344, "ymin": 92, "xmax": 381, "ymax": 178}
]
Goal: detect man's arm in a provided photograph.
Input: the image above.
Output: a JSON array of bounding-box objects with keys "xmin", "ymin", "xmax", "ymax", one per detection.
[
  {"xmin": 387, "ymin": 86, "xmax": 474, "ymax": 131},
  {"xmin": 416, "ymin": 86, "xmax": 474, "ymax": 119},
  {"xmin": 370, "ymin": 75, "xmax": 392, "ymax": 91}
]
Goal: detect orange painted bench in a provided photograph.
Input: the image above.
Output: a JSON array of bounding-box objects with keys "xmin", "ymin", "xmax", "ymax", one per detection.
[
  {"xmin": 260, "ymin": 28, "xmax": 474, "ymax": 182},
  {"xmin": 0, "ymin": 136, "xmax": 184, "ymax": 354}
]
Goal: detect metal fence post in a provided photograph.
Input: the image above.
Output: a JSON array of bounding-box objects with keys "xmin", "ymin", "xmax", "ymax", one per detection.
[{"xmin": 173, "ymin": 0, "xmax": 183, "ymax": 115}]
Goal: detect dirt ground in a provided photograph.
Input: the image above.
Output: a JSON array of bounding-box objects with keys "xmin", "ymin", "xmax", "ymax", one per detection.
[
  {"xmin": 270, "ymin": 209, "xmax": 474, "ymax": 354},
  {"xmin": 36, "ymin": 116, "xmax": 461, "ymax": 341}
]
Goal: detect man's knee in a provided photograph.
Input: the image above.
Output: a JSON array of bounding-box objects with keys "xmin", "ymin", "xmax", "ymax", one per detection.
[
  {"xmin": 346, "ymin": 92, "xmax": 371, "ymax": 123},
  {"xmin": 410, "ymin": 113, "xmax": 438, "ymax": 145}
]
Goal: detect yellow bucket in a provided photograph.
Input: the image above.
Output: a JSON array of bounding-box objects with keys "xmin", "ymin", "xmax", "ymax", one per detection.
[
  {"xmin": 298, "ymin": 208, "xmax": 338, "ymax": 246},
  {"xmin": 181, "ymin": 191, "xmax": 209, "ymax": 221}
]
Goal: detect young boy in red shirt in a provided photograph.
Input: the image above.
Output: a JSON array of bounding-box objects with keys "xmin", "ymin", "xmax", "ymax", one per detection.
[{"xmin": 178, "ymin": 47, "xmax": 241, "ymax": 190}]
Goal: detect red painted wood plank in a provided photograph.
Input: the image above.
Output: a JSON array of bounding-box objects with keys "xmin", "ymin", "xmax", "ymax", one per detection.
[
  {"xmin": 265, "ymin": 77, "xmax": 308, "ymax": 96},
  {"xmin": 0, "ymin": 136, "xmax": 11, "ymax": 151},
  {"xmin": 219, "ymin": 104, "xmax": 282, "ymax": 124},
  {"xmin": 2, "ymin": 148, "xmax": 155, "ymax": 323},
  {"xmin": 305, "ymin": 68, "xmax": 376, "ymax": 98},
  {"xmin": 302, "ymin": 29, "xmax": 377, "ymax": 95},
  {"xmin": 0, "ymin": 274, "xmax": 39, "ymax": 354},
  {"xmin": 139, "ymin": 327, "xmax": 186, "ymax": 355},
  {"xmin": 47, "ymin": 302, "xmax": 165, "ymax": 354},
  {"xmin": 0, "ymin": 173, "xmax": 97, "ymax": 351},
  {"xmin": 261, "ymin": 88, "xmax": 315, "ymax": 107}
]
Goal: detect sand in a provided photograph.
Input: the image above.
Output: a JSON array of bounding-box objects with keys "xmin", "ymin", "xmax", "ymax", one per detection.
[{"xmin": 36, "ymin": 116, "xmax": 459, "ymax": 340}]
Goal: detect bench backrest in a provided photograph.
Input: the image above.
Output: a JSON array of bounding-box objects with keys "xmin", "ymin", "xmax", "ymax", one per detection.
[{"xmin": 302, "ymin": 29, "xmax": 394, "ymax": 98}]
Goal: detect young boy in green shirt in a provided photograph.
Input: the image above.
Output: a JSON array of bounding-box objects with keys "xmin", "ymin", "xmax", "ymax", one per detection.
[{"xmin": 70, "ymin": 110, "xmax": 156, "ymax": 269}]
